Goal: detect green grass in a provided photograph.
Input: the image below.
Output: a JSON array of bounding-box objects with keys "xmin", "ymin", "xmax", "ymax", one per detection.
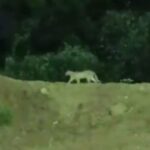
[
  {"xmin": 0, "ymin": 105, "xmax": 12, "ymax": 126},
  {"xmin": 0, "ymin": 75, "xmax": 150, "ymax": 150}
]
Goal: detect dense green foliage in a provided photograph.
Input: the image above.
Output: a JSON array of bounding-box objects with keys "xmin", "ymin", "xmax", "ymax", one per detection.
[
  {"xmin": 99, "ymin": 11, "xmax": 150, "ymax": 81},
  {"xmin": 0, "ymin": 1, "xmax": 150, "ymax": 81},
  {"xmin": 5, "ymin": 44, "xmax": 100, "ymax": 81},
  {"xmin": 0, "ymin": 105, "xmax": 12, "ymax": 126}
]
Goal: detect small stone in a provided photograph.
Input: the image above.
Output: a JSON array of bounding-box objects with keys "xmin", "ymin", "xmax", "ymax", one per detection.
[
  {"xmin": 124, "ymin": 96, "xmax": 128, "ymax": 99},
  {"xmin": 40, "ymin": 88, "xmax": 48, "ymax": 95},
  {"xmin": 52, "ymin": 120, "xmax": 59, "ymax": 125}
]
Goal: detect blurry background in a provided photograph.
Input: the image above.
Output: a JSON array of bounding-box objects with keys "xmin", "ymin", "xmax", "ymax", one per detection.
[{"xmin": 0, "ymin": 0, "xmax": 150, "ymax": 82}]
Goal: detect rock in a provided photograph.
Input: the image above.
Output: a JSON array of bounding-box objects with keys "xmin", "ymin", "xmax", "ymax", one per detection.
[{"xmin": 40, "ymin": 87, "xmax": 48, "ymax": 95}]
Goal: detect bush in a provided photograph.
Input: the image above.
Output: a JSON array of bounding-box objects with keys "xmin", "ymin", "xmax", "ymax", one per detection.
[
  {"xmin": 55, "ymin": 43, "xmax": 100, "ymax": 80},
  {"xmin": 98, "ymin": 11, "xmax": 150, "ymax": 82},
  {"xmin": 5, "ymin": 44, "xmax": 101, "ymax": 81},
  {"xmin": 0, "ymin": 106, "xmax": 12, "ymax": 126},
  {"xmin": 97, "ymin": 11, "xmax": 136, "ymax": 81}
]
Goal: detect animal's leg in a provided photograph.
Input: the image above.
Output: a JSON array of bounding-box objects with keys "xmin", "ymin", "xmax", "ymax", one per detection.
[
  {"xmin": 94, "ymin": 75, "xmax": 100, "ymax": 83},
  {"xmin": 87, "ymin": 78, "xmax": 91, "ymax": 83},
  {"xmin": 77, "ymin": 78, "xmax": 80, "ymax": 84},
  {"xmin": 90, "ymin": 77, "xmax": 96, "ymax": 83},
  {"xmin": 68, "ymin": 78, "xmax": 74, "ymax": 84}
]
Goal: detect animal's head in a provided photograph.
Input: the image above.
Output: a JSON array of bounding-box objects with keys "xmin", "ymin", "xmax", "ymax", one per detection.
[{"xmin": 65, "ymin": 70, "xmax": 72, "ymax": 76}]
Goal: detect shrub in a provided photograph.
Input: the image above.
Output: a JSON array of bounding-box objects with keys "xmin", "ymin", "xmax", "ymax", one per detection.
[
  {"xmin": 0, "ymin": 105, "xmax": 12, "ymax": 126},
  {"xmin": 54, "ymin": 43, "xmax": 100, "ymax": 80},
  {"xmin": 98, "ymin": 11, "xmax": 150, "ymax": 81},
  {"xmin": 5, "ymin": 44, "xmax": 101, "ymax": 81}
]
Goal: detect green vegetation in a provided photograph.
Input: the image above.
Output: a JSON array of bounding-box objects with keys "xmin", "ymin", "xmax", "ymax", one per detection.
[
  {"xmin": 0, "ymin": 1, "xmax": 150, "ymax": 150},
  {"xmin": 0, "ymin": 75, "xmax": 150, "ymax": 150},
  {"xmin": 0, "ymin": 105, "xmax": 12, "ymax": 126},
  {"xmin": 0, "ymin": 1, "xmax": 149, "ymax": 82},
  {"xmin": 5, "ymin": 44, "xmax": 100, "ymax": 81},
  {"xmin": 3, "ymin": 11, "xmax": 150, "ymax": 82}
]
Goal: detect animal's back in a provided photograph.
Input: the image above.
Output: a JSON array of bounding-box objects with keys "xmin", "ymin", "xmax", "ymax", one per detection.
[{"xmin": 82, "ymin": 70, "xmax": 96, "ymax": 76}]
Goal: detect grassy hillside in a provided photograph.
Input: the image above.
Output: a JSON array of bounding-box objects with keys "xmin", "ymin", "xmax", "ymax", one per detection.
[{"xmin": 0, "ymin": 75, "xmax": 150, "ymax": 150}]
